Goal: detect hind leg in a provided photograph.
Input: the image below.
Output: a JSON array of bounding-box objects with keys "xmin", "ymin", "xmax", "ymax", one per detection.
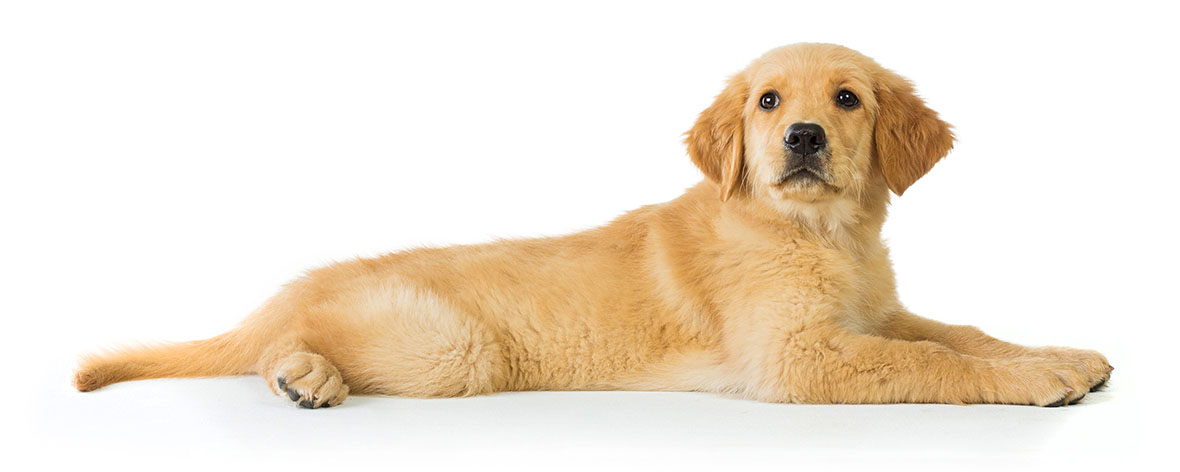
[
  {"xmin": 305, "ymin": 281, "xmax": 509, "ymax": 398},
  {"xmin": 259, "ymin": 335, "xmax": 349, "ymax": 409}
]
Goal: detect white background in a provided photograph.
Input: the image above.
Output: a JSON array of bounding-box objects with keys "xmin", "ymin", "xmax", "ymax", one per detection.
[{"xmin": 2, "ymin": 0, "xmax": 1178, "ymax": 470}]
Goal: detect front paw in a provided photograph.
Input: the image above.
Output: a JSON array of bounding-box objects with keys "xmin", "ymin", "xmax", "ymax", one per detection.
[
  {"xmin": 987, "ymin": 358, "xmax": 1092, "ymax": 406},
  {"xmin": 1030, "ymin": 346, "xmax": 1112, "ymax": 392}
]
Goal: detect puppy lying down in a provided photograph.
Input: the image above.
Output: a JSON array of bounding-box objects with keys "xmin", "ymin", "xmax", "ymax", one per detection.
[{"xmin": 75, "ymin": 43, "xmax": 1110, "ymax": 408}]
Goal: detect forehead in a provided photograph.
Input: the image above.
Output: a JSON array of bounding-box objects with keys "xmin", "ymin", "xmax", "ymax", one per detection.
[{"xmin": 747, "ymin": 46, "xmax": 874, "ymax": 95}]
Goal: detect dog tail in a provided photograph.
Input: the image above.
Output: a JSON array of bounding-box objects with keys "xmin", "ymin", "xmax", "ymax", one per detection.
[
  {"xmin": 74, "ymin": 282, "xmax": 307, "ymax": 392},
  {"xmin": 72, "ymin": 323, "xmax": 269, "ymax": 392}
]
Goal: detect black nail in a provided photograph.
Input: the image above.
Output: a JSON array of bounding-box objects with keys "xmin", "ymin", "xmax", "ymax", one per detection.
[
  {"xmin": 1090, "ymin": 378, "xmax": 1107, "ymax": 392},
  {"xmin": 277, "ymin": 377, "xmax": 287, "ymax": 391},
  {"xmin": 287, "ymin": 389, "xmax": 301, "ymax": 402},
  {"xmin": 1068, "ymin": 394, "xmax": 1086, "ymax": 405},
  {"xmin": 1045, "ymin": 397, "xmax": 1067, "ymax": 407},
  {"xmin": 298, "ymin": 399, "xmax": 315, "ymax": 409}
]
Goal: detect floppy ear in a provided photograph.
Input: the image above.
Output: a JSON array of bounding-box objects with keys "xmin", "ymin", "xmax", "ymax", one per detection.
[
  {"xmin": 686, "ymin": 75, "xmax": 748, "ymax": 202},
  {"xmin": 873, "ymin": 70, "xmax": 955, "ymax": 196}
]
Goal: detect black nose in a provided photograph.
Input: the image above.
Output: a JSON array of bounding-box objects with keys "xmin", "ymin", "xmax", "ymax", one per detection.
[{"xmin": 784, "ymin": 123, "xmax": 827, "ymax": 156}]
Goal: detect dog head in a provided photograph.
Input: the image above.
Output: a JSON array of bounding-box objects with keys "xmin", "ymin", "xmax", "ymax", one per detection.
[{"xmin": 686, "ymin": 44, "xmax": 954, "ymax": 212}]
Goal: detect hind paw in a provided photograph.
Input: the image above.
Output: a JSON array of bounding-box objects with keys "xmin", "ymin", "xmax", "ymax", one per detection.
[{"xmin": 272, "ymin": 352, "xmax": 348, "ymax": 409}]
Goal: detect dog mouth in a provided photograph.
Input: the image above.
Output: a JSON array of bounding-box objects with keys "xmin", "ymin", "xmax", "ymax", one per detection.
[{"xmin": 776, "ymin": 167, "xmax": 833, "ymax": 187}]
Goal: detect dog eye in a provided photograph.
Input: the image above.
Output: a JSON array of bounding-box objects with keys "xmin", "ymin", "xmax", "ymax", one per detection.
[
  {"xmin": 835, "ymin": 90, "xmax": 860, "ymax": 109},
  {"xmin": 759, "ymin": 92, "xmax": 780, "ymax": 110}
]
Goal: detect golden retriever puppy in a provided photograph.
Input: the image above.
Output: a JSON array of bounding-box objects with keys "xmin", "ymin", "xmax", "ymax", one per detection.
[{"xmin": 75, "ymin": 43, "xmax": 1111, "ymax": 408}]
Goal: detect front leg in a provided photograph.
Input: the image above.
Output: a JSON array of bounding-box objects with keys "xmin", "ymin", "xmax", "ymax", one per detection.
[
  {"xmin": 748, "ymin": 322, "xmax": 1092, "ymax": 406},
  {"xmin": 878, "ymin": 311, "xmax": 1111, "ymax": 391}
]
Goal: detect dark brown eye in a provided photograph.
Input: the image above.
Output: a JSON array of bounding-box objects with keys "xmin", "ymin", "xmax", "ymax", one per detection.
[
  {"xmin": 759, "ymin": 92, "xmax": 779, "ymax": 110},
  {"xmin": 835, "ymin": 89, "xmax": 859, "ymax": 109}
]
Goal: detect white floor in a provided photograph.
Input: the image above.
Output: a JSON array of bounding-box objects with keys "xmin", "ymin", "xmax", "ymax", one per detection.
[{"xmin": 17, "ymin": 356, "xmax": 1152, "ymax": 471}]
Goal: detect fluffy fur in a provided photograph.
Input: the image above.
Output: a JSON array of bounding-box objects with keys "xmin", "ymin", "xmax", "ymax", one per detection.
[{"xmin": 75, "ymin": 44, "xmax": 1110, "ymax": 408}]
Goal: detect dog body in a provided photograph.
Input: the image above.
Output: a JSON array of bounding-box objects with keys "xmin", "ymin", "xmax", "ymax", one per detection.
[{"xmin": 75, "ymin": 44, "xmax": 1111, "ymax": 407}]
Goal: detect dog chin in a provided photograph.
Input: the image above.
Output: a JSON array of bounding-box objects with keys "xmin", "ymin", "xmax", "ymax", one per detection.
[{"xmin": 771, "ymin": 176, "xmax": 839, "ymax": 203}]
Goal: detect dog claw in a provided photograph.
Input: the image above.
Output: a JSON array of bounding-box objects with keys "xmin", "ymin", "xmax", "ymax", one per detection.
[
  {"xmin": 286, "ymin": 388, "xmax": 300, "ymax": 402},
  {"xmin": 1068, "ymin": 394, "xmax": 1086, "ymax": 405},
  {"xmin": 277, "ymin": 376, "xmax": 287, "ymax": 391},
  {"xmin": 1090, "ymin": 377, "xmax": 1107, "ymax": 392},
  {"xmin": 298, "ymin": 398, "xmax": 315, "ymax": 409},
  {"xmin": 1045, "ymin": 397, "xmax": 1067, "ymax": 407}
]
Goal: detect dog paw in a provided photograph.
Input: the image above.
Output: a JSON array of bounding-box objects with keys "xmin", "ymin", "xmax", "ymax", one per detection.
[
  {"xmin": 1029, "ymin": 346, "xmax": 1112, "ymax": 392},
  {"xmin": 988, "ymin": 358, "xmax": 1091, "ymax": 407},
  {"xmin": 273, "ymin": 352, "xmax": 349, "ymax": 409}
]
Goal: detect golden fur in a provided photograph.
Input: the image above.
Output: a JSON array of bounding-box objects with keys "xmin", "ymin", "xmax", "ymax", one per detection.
[{"xmin": 75, "ymin": 44, "xmax": 1110, "ymax": 408}]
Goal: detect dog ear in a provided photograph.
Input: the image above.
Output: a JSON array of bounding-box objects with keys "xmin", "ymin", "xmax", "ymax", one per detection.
[
  {"xmin": 873, "ymin": 69, "xmax": 954, "ymax": 196},
  {"xmin": 686, "ymin": 75, "xmax": 748, "ymax": 202}
]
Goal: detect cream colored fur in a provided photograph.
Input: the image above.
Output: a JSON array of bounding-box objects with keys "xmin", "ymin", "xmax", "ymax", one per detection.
[{"xmin": 74, "ymin": 44, "xmax": 1110, "ymax": 408}]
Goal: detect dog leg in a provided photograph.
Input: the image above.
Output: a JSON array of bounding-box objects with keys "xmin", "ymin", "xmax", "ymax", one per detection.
[
  {"xmin": 750, "ymin": 324, "xmax": 1092, "ymax": 406},
  {"xmin": 879, "ymin": 311, "xmax": 1111, "ymax": 392},
  {"xmin": 292, "ymin": 281, "xmax": 509, "ymax": 399}
]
